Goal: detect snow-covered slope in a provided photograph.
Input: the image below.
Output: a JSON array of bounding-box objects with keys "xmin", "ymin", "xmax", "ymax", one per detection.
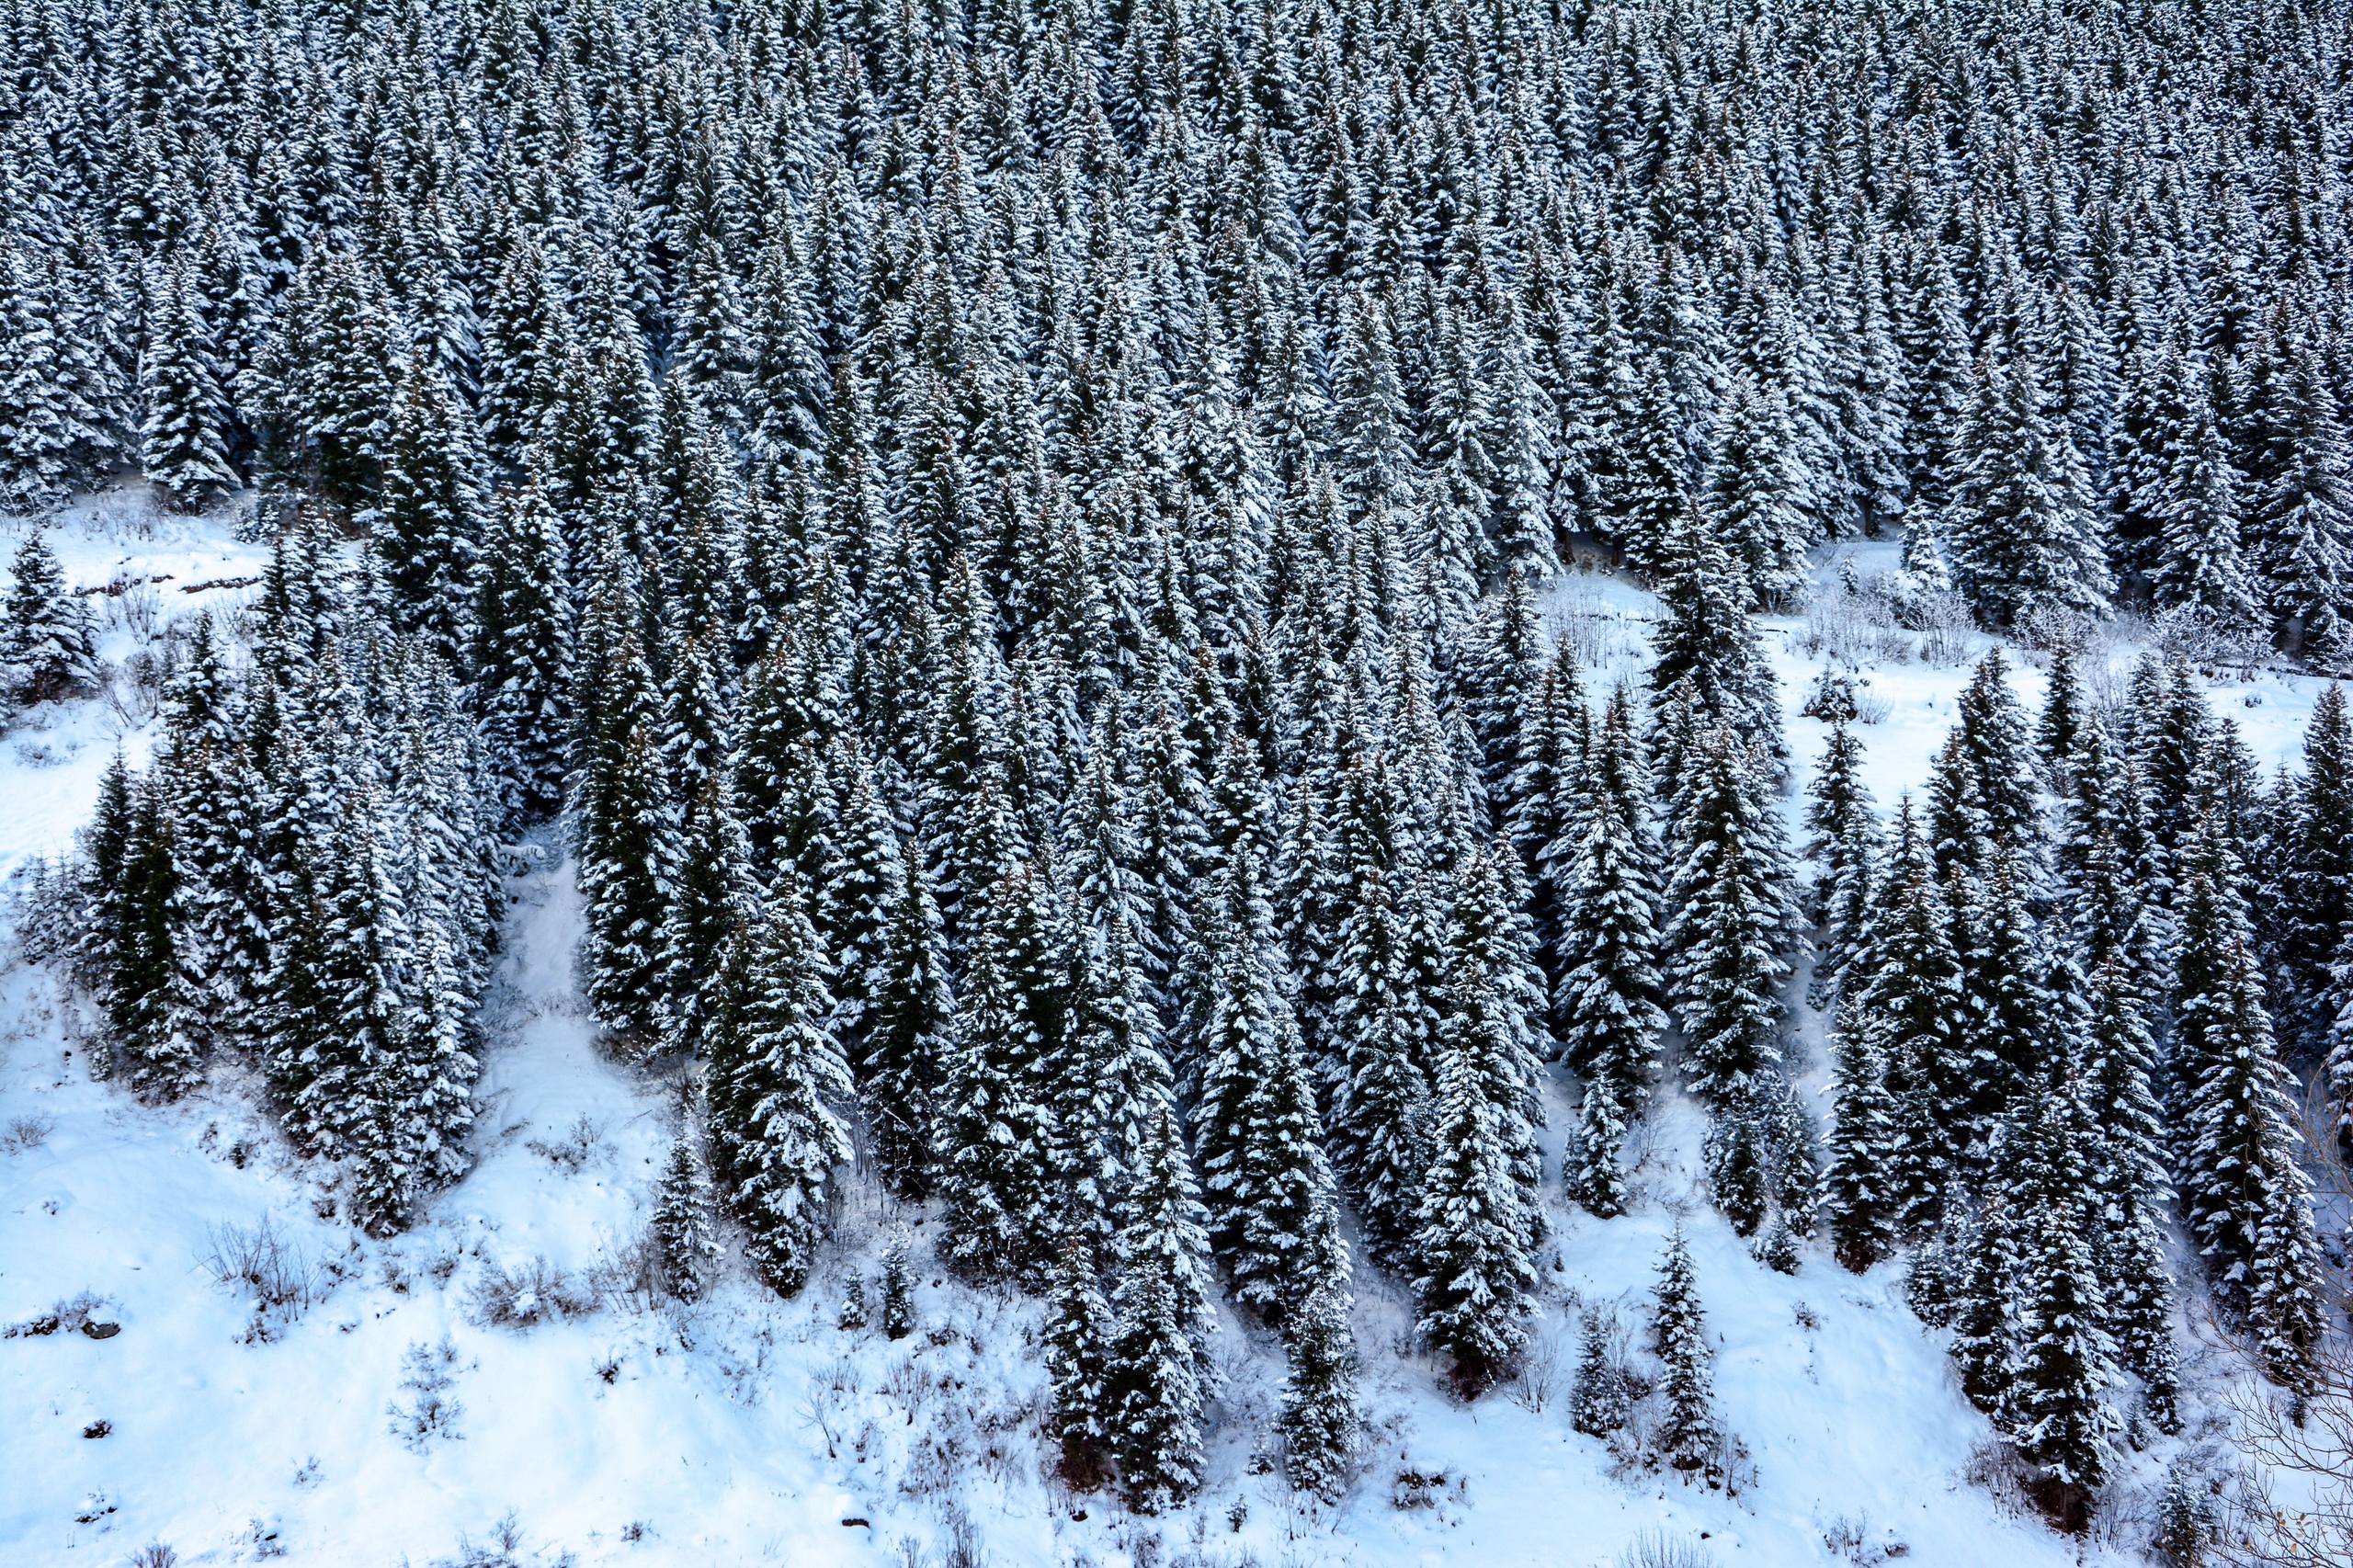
[{"xmin": 0, "ymin": 499, "xmax": 2313, "ymax": 1566}]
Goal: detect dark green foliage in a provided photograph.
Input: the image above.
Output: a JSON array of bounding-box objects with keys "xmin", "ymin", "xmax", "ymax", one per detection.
[
  {"xmin": 651, "ymin": 1134, "xmax": 718, "ymax": 1303},
  {"xmin": 4, "ymin": 530, "xmax": 99, "ymax": 704}
]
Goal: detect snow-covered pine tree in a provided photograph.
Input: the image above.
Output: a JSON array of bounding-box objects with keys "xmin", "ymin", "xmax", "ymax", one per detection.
[
  {"xmin": 936, "ymin": 866, "xmax": 1065, "ymax": 1282},
  {"xmin": 2280, "ymin": 685, "xmax": 2353, "ymax": 1058},
  {"xmin": 372, "ymin": 357, "xmax": 485, "ymax": 671},
  {"xmin": 1850, "ymin": 798, "xmax": 1969, "ymax": 1232},
  {"xmin": 2247, "ymin": 323, "xmax": 2353, "ymax": 666},
  {"xmin": 818, "ymin": 737, "xmax": 904, "ymax": 1047},
  {"xmin": 864, "ymin": 849, "xmax": 952, "ymax": 1199},
  {"xmin": 574, "ymin": 577, "xmax": 675, "ymax": 1044},
  {"xmin": 473, "ymin": 472, "xmax": 572, "ymax": 828},
  {"xmin": 1277, "ymin": 1269, "xmax": 1362, "ymax": 1505},
  {"xmin": 1410, "ymin": 950, "xmax": 1538, "ymax": 1395},
  {"xmin": 303, "ymin": 789, "xmax": 424, "ymax": 1230},
  {"xmin": 2152, "ymin": 354, "xmax": 2261, "ymax": 638},
  {"xmin": 710, "ymin": 879, "xmax": 854, "ymax": 1299},
  {"xmin": 1647, "ymin": 505, "xmax": 1782, "ymax": 770},
  {"xmin": 2036, "ymin": 648, "xmax": 2086, "ymax": 788},
  {"xmin": 1665, "ymin": 722, "xmax": 1795, "ymax": 1103},
  {"xmin": 656, "ymin": 767, "xmax": 761, "ymax": 1061},
  {"xmin": 1515, "ymin": 641, "xmax": 1588, "ymax": 975},
  {"xmin": 1326, "ymin": 854, "xmax": 1434, "ymax": 1264},
  {"xmin": 1188, "ymin": 851, "xmax": 1346, "ymax": 1326},
  {"xmin": 1552, "ymin": 683, "xmax": 1663, "ymax": 1213},
  {"xmin": 1952, "ymin": 652, "xmax": 2044, "ymax": 863},
  {"xmin": 1108, "ymin": 1103, "xmax": 1212, "ymax": 1516},
  {"xmin": 1653, "ymin": 1226, "xmax": 1722, "ymax": 1480},
  {"xmin": 1949, "ymin": 1198, "xmax": 2018, "ymax": 1419},
  {"xmin": 3, "ymin": 529, "xmax": 99, "ymax": 706},
  {"xmin": 1704, "ymin": 376, "xmax": 1813, "ymax": 608},
  {"xmin": 2174, "ymin": 870, "xmax": 2326, "ymax": 1388},
  {"xmin": 880, "ymin": 1239, "xmax": 915, "ymax": 1341},
  {"xmin": 651, "ymin": 1133, "xmax": 719, "ymax": 1303},
  {"xmin": 1958, "ymin": 852, "xmax": 2048, "ymax": 1154},
  {"xmin": 1045, "ymin": 1234, "xmax": 1117, "ymax": 1491},
  {"xmin": 1803, "ymin": 721, "xmax": 1880, "ymax": 1005},
  {"xmin": 1444, "ymin": 843, "xmax": 1548, "ymax": 1213},
  {"xmin": 1945, "ymin": 345, "xmax": 2111, "ymax": 628},
  {"xmin": 2079, "ymin": 950, "xmax": 2181, "ymax": 1429},
  {"xmin": 2002, "ymin": 1076, "xmax": 2119, "ymax": 1527},
  {"xmin": 139, "ymin": 260, "xmax": 238, "ymax": 510},
  {"xmin": 1822, "ymin": 997, "xmax": 1901, "ymax": 1272},
  {"xmin": 1570, "ymin": 1306, "xmax": 1632, "ymax": 1439},
  {"xmin": 105, "ymin": 767, "xmax": 205, "ymax": 1101}
]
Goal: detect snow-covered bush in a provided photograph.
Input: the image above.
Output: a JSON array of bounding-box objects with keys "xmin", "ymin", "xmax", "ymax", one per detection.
[
  {"xmin": 1506, "ymin": 1319, "xmax": 1567, "ymax": 1414},
  {"xmin": 6, "ymin": 1289, "xmax": 110, "ymax": 1338},
  {"xmin": 1550, "ymin": 583, "xmax": 1642, "ymax": 668},
  {"xmin": 1799, "ymin": 581, "xmax": 1912, "ymax": 666},
  {"xmin": 1961, "ymin": 1437, "xmax": 2037, "ymax": 1520},
  {"xmin": 390, "ymin": 1338, "xmax": 465, "ymax": 1450},
  {"xmin": 524, "ymin": 1113, "xmax": 608, "ymax": 1173},
  {"xmin": 1912, "ymin": 591, "xmax": 1977, "ymax": 666},
  {"xmin": 200, "ymin": 1217, "xmax": 320, "ymax": 1338},
  {"xmin": 2148, "ymin": 602, "xmax": 2268, "ymax": 676},
  {"xmin": 435, "ymin": 1510, "xmax": 576, "ymax": 1568},
  {"xmin": 469, "ymin": 1255, "xmax": 597, "ymax": 1328},
  {"xmin": 1617, "ymin": 1528, "xmax": 1716, "ymax": 1568},
  {"xmin": 3, "ymin": 1112, "xmax": 53, "ymax": 1153}
]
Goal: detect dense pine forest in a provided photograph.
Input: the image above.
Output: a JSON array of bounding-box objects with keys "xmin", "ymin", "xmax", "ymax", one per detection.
[{"xmin": 6, "ymin": 0, "xmax": 2353, "ymax": 1556}]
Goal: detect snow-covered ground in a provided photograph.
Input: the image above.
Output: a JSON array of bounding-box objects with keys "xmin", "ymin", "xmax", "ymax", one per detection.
[{"xmin": 0, "ymin": 497, "xmax": 2322, "ymax": 1565}]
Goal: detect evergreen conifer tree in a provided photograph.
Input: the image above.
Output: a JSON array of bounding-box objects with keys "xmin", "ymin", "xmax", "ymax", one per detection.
[
  {"xmin": 1278, "ymin": 1271, "xmax": 1362, "ymax": 1504},
  {"xmin": 711, "ymin": 881, "xmax": 854, "ymax": 1298},
  {"xmin": 1653, "ymin": 1227, "xmax": 1722, "ymax": 1479},
  {"xmin": 4, "ymin": 530, "xmax": 99, "ymax": 705},
  {"xmin": 651, "ymin": 1133, "xmax": 719, "ymax": 1303},
  {"xmin": 1108, "ymin": 1104, "xmax": 1212, "ymax": 1516}
]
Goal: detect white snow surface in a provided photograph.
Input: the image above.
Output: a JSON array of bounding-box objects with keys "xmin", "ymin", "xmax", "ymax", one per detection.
[{"xmin": 0, "ymin": 497, "xmax": 2323, "ymax": 1566}]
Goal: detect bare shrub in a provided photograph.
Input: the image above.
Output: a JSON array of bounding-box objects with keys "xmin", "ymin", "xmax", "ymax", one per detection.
[
  {"xmin": 1507, "ymin": 1319, "xmax": 1566, "ymax": 1414},
  {"xmin": 2149, "ymin": 603, "xmax": 2269, "ymax": 676},
  {"xmin": 935, "ymin": 1504, "xmax": 988, "ymax": 1568},
  {"xmin": 106, "ymin": 578, "xmax": 162, "ymax": 642},
  {"xmin": 1616, "ymin": 1528, "xmax": 1717, "ymax": 1568},
  {"xmin": 585, "ymin": 1233, "xmax": 665, "ymax": 1314},
  {"xmin": 1961, "ymin": 1437, "xmax": 2035, "ymax": 1520},
  {"xmin": 470, "ymin": 1256, "xmax": 599, "ymax": 1328},
  {"xmin": 5, "ymin": 1290, "xmax": 108, "ymax": 1338},
  {"xmin": 1388, "ymin": 1466, "xmax": 1453, "ymax": 1511},
  {"xmin": 436, "ymin": 1510, "xmax": 573, "ymax": 1568},
  {"xmin": 391, "ymin": 1338, "xmax": 465, "ymax": 1450},
  {"xmin": 201, "ymin": 1218, "xmax": 319, "ymax": 1336},
  {"xmin": 1549, "ymin": 583, "xmax": 1643, "ymax": 669},
  {"xmin": 107, "ymin": 647, "xmax": 163, "ymax": 728},
  {"xmin": 525, "ymin": 1113, "xmax": 608, "ymax": 1173},
  {"xmin": 2215, "ymin": 1347, "xmax": 2353, "ymax": 1565},
  {"xmin": 1911, "ymin": 590, "xmax": 1977, "ymax": 666},
  {"xmin": 1798, "ymin": 584, "xmax": 1912, "ymax": 665},
  {"xmin": 3, "ymin": 1113, "xmax": 54, "ymax": 1153},
  {"xmin": 128, "ymin": 1545, "xmax": 177, "ymax": 1568},
  {"xmin": 1820, "ymin": 1513, "xmax": 1878, "ymax": 1563}
]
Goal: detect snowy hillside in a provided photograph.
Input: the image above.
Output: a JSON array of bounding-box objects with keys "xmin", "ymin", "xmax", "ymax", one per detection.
[
  {"xmin": 12, "ymin": 0, "xmax": 2353, "ymax": 1559},
  {"xmin": 1, "ymin": 499, "xmax": 2333, "ymax": 1568}
]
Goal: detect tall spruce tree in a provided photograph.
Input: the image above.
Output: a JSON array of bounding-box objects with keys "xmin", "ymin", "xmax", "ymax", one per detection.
[
  {"xmin": 710, "ymin": 880, "xmax": 855, "ymax": 1299},
  {"xmin": 1109, "ymin": 1103, "xmax": 1212, "ymax": 1516},
  {"xmin": 1653, "ymin": 1227, "xmax": 1722, "ymax": 1480},
  {"xmin": 4, "ymin": 530, "xmax": 100, "ymax": 705}
]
